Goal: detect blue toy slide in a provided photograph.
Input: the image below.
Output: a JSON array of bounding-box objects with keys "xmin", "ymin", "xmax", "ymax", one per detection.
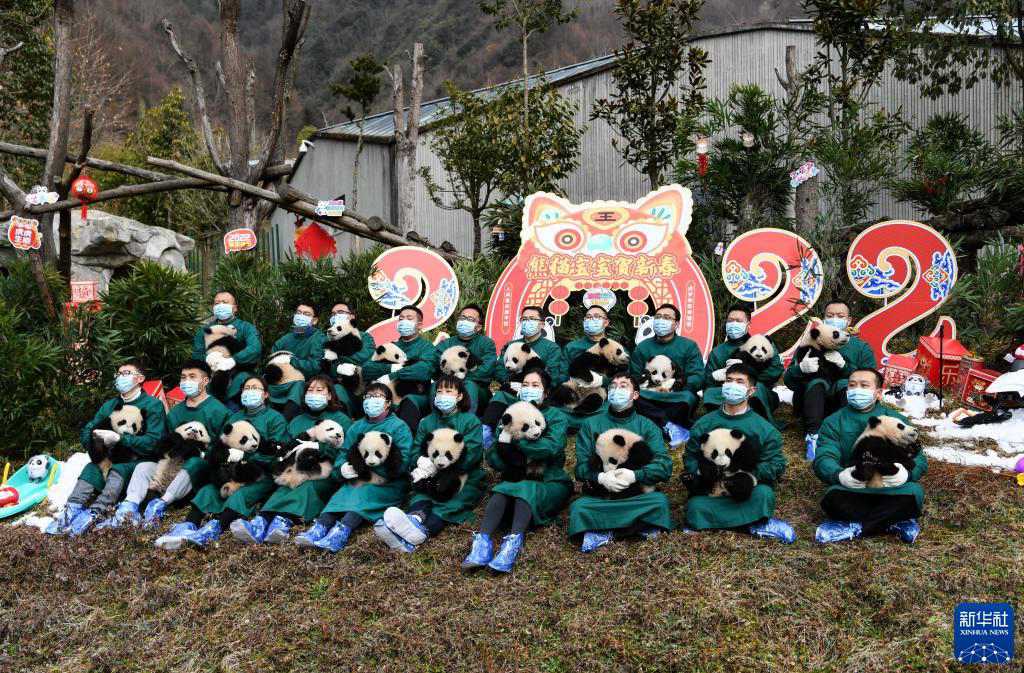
[{"xmin": 0, "ymin": 456, "xmax": 60, "ymax": 519}]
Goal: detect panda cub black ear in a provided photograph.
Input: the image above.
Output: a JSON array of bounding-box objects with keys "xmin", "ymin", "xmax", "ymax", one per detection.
[
  {"xmin": 868, "ymin": 416, "xmax": 882, "ymax": 429},
  {"xmin": 223, "ymin": 422, "xmax": 235, "ymax": 435},
  {"xmin": 457, "ymin": 350, "xmax": 468, "ymax": 359},
  {"xmin": 730, "ymin": 429, "xmax": 744, "ymax": 440},
  {"xmin": 375, "ymin": 345, "xmax": 386, "ymax": 354},
  {"xmin": 453, "ymin": 432, "xmax": 463, "ymax": 443},
  {"xmin": 809, "ymin": 327, "xmax": 821, "ymax": 340},
  {"xmin": 612, "ymin": 433, "xmax": 627, "ymax": 447},
  {"xmin": 698, "ymin": 433, "xmax": 709, "ymax": 445},
  {"xmin": 381, "ymin": 433, "xmax": 392, "ymax": 446},
  {"xmin": 520, "ymin": 343, "xmax": 532, "ymax": 354},
  {"xmin": 501, "ymin": 412, "xmax": 512, "ymax": 426},
  {"xmin": 598, "ymin": 338, "xmax": 609, "ymax": 348}
]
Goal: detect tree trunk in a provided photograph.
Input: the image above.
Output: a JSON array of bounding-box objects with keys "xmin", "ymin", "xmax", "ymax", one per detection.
[
  {"xmin": 794, "ymin": 173, "xmax": 819, "ymax": 234},
  {"xmin": 522, "ymin": 29, "xmax": 529, "ymax": 134},
  {"xmin": 392, "ymin": 43, "xmax": 424, "ymax": 234},
  {"xmin": 353, "ymin": 121, "xmax": 363, "ymax": 212},
  {"xmin": 58, "ymin": 208, "xmax": 71, "ymax": 281},
  {"xmin": 201, "ymin": 231, "xmax": 216, "ymax": 294},
  {"xmin": 472, "ymin": 211, "xmax": 481, "ymax": 258}
]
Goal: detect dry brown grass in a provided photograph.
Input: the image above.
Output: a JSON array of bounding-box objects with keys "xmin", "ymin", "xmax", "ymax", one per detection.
[{"xmin": 2, "ymin": 406, "xmax": 1022, "ymax": 672}]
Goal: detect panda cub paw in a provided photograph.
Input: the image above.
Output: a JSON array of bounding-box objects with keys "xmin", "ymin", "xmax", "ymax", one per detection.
[
  {"xmin": 323, "ymin": 349, "xmax": 338, "ymax": 361},
  {"xmin": 724, "ymin": 471, "xmax": 757, "ymax": 501},
  {"xmin": 823, "ymin": 350, "xmax": 845, "ymax": 367}
]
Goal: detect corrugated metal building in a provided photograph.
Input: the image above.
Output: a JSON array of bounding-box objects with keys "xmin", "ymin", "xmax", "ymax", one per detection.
[{"xmin": 270, "ymin": 21, "xmax": 1022, "ymax": 259}]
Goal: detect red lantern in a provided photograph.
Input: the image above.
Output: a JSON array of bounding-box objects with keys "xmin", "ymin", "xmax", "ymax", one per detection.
[{"xmin": 70, "ymin": 174, "xmax": 99, "ymax": 220}]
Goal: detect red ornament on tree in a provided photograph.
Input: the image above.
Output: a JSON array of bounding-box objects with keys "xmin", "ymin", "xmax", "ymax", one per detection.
[
  {"xmin": 70, "ymin": 174, "xmax": 99, "ymax": 220},
  {"xmin": 294, "ymin": 222, "xmax": 337, "ymax": 260}
]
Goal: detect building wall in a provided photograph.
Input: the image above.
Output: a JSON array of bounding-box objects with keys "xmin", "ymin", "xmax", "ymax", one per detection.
[{"xmin": 273, "ymin": 28, "xmax": 1022, "ymax": 260}]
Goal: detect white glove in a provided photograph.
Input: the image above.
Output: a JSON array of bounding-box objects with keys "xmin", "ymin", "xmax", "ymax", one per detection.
[
  {"xmin": 881, "ymin": 464, "xmax": 909, "ymax": 488},
  {"xmin": 838, "ymin": 467, "xmax": 866, "ymax": 489},
  {"xmin": 614, "ymin": 468, "xmax": 637, "ymax": 486},
  {"xmin": 216, "ymin": 356, "xmax": 236, "ymax": 372},
  {"xmin": 337, "ymin": 363, "xmax": 357, "ymax": 377},
  {"xmin": 509, "ymin": 381, "xmax": 522, "ymax": 393},
  {"xmin": 205, "ymin": 351, "xmax": 224, "ymax": 369},
  {"xmin": 227, "ymin": 448, "xmax": 245, "ymax": 463},
  {"xmin": 725, "ymin": 358, "xmax": 742, "ymax": 367},
  {"xmin": 294, "ymin": 439, "xmax": 319, "ymax": 452},
  {"xmin": 415, "ymin": 455, "xmax": 438, "ymax": 476},
  {"xmin": 799, "ymin": 354, "xmax": 820, "ymax": 374},
  {"xmin": 433, "ymin": 332, "xmax": 450, "ymax": 345},
  {"xmin": 340, "ymin": 462, "xmax": 358, "ymax": 480},
  {"xmin": 92, "ymin": 429, "xmax": 121, "ymax": 446},
  {"xmin": 712, "ymin": 367, "xmax": 727, "ymax": 382},
  {"xmin": 323, "ymin": 349, "xmax": 338, "ymax": 361},
  {"xmin": 597, "ymin": 470, "xmax": 627, "ymax": 493},
  {"xmin": 410, "ymin": 467, "xmax": 428, "ymax": 482},
  {"xmin": 823, "ymin": 350, "xmax": 845, "ymax": 367},
  {"xmin": 390, "ymin": 363, "xmax": 403, "ymax": 372}
]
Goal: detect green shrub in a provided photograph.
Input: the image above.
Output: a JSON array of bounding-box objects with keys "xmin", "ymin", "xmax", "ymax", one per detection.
[
  {"xmin": 447, "ymin": 254, "xmax": 506, "ymax": 333},
  {"xmin": 211, "ymin": 252, "xmax": 285, "ymax": 345},
  {"xmin": 0, "ymin": 259, "xmax": 68, "ymax": 334}
]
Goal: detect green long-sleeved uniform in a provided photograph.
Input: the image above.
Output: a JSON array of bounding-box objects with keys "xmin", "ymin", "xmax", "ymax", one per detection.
[
  {"xmin": 322, "ymin": 413, "xmax": 415, "ymax": 521},
  {"xmin": 567, "ymin": 407, "xmax": 673, "ymax": 537},
  {"xmin": 408, "ymin": 410, "xmax": 485, "ymax": 524},
  {"xmin": 78, "ymin": 392, "xmax": 168, "ymax": 492},
  {"xmin": 495, "ymin": 336, "xmax": 568, "ymax": 387},
  {"xmin": 361, "ymin": 336, "xmax": 439, "ymax": 412},
  {"xmin": 812, "ymin": 403, "xmax": 927, "ymax": 509},
  {"xmin": 259, "ymin": 408, "xmax": 354, "ymax": 522},
  {"xmin": 684, "ymin": 407, "xmax": 786, "ymax": 529},
  {"xmin": 190, "ymin": 405, "xmax": 289, "ymax": 516},
  {"xmin": 272, "ymin": 328, "xmax": 328, "ymax": 379},
  {"xmin": 628, "ymin": 334, "xmax": 704, "ymax": 408},
  {"xmin": 702, "ymin": 336, "xmax": 783, "ymax": 424},
  {"xmin": 192, "ymin": 317, "xmax": 262, "ymax": 400},
  {"xmin": 165, "ymin": 395, "xmax": 231, "ymax": 486},
  {"xmin": 487, "ymin": 403, "xmax": 572, "ymax": 526},
  {"xmin": 783, "ymin": 335, "xmax": 877, "ymax": 399}
]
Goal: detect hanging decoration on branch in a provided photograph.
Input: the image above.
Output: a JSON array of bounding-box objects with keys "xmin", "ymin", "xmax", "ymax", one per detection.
[
  {"xmin": 70, "ymin": 174, "xmax": 99, "ymax": 220},
  {"xmin": 7, "ymin": 216, "xmax": 42, "ymax": 251},
  {"xmin": 25, "ymin": 185, "xmax": 59, "ymax": 206},
  {"xmin": 294, "ymin": 221, "xmax": 336, "ymax": 260},
  {"xmin": 695, "ymin": 136, "xmax": 709, "ymax": 177},
  {"xmin": 789, "ymin": 161, "xmax": 819, "ymax": 188}
]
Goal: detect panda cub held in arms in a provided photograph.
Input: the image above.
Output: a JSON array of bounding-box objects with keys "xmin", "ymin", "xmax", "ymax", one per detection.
[
  {"xmin": 502, "ymin": 342, "xmax": 544, "ymax": 391},
  {"xmin": 551, "ymin": 338, "xmax": 631, "ymax": 414},
  {"xmin": 682, "ymin": 428, "xmax": 760, "ymax": 501},
  {"xmin": 209, "ymin": 420, "xmax": 276, "ymax": 499},
  {"xmin": 793, "ymin": 318, "xmax": 850, "ymax": 382},
  {"xmin": 90, "ymin": 402, "xmax": 146, "ymax": 476},
  {"xmin": 149, "ymin": 421, "xmax": 211, "ymax": 494},
  {"xmin": 345, "ymin": 431, "xmax": 404, "ymax": 486},
  {"xmin": 583, "ymin": 429, "xmax": 655, "ymax": 499},
  {"xmin": 495, "ymin": 401, "xmax": 548, "ymax": 482},
  {"xmin": 334, "ymin": 342, "xmax": 409, "ymax": 398},
  {"xmin": 263, "ymin": 350, "xmax": 306, "ymax": 387},
  {"xmin": 203, "ymin": 324, "xmax": 244, "ymax": 397},
  {"xmin": 439, "ymin": 345, "xmax": 481, "ymax": 380},
  {"xmin": 321, "ymin": 319, "xmax": 365, "ymax": 380},
  {"xmin": 850, "ymin": 415, "xmax": 921, "ymax": 488},
  {"xmin": 371, "ymin": 342, "xmax": 427, "ymax": 402},
  {"xmin": 732, "ymin": 334, "xmax": 776, "ymax": 374},
  {"xmin": 411, "ymin": 428, "xmax": 469, "ymax": 502},
  {"xmin": 641, "ymin": 354, "xmax": 686, "ymax": 393}
]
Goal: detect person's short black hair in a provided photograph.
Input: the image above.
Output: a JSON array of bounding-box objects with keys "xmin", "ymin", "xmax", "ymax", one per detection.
[
  {"xmin": 521, "ymin": 367, "xmax": 551, "ymax": 392},
  {"xmin": 655, "ymin": 303, "xmax": 680, "ymax": 321},
  {"xmin": 725, "ymin": 362, "xmax": 757, "ymax": 386},
  {"xmin": 240, "ymin": 375, "xmax": 269, "ymax": 392},
  {"xmin": 400, "ymin": 304, "xmax": 424, "ymax": 320},
  {"xmin": 584, "ymin": 305, "xmax": 609, "ymax": 318},
  {"xmin": 461, "ymin": 303, "xmax": 485, "ymax": 322},
  {"xmin": 364, "ymin": 381, "xmax": 394, "ymax": 402},
  {"xmin": 725, "ymin": 303, "xmax": 752, "ymax": 321},
  {"xmin": 305, "ymin": 374, "xmax": 342, "ymax": 412},
  {"xmin": 521, "ymin": 305, "xmax": 545, "ymax": 318},
  {"xmin": 609, "ymin": 369, "xmax": 640, "ymax": 388},
  {"xmin": 119, "ymin": 360, "xmax": 146, "ymax": 377},
  {"xmin": 296, "ymin": 301, "xmax": 319, "ymax": 315},
  {"xmin": 180, "ymin": 358, "xmax": 212, "ymax": 377},
  {"xmin": 851, "ymin": 368, "xmax": 883, "ymax": 388},
  {"xmin": 435, "ymin": 375, "xmax": 472, "ymax": 413},
  {"xmin": 824, "ymin": 299, "xmax": 850, "ymax": 312}
]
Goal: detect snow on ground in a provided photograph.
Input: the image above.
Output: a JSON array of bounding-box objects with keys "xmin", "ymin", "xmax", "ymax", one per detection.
[{"xmin": 918, "ymin": 409, "xmax": 1024, "ymax": 472}]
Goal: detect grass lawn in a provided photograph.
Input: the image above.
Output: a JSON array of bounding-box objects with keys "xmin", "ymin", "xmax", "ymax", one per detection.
[{"xmin": 1, "ymin": 406, "xmax": 1022, "ymax": 672}]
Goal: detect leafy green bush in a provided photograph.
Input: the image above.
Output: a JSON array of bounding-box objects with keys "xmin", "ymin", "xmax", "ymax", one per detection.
[
  {"xmin": 98, "ymin": 260, "xmax": 202, "ymax": 382},
  {"xmin": 0, "ymin": 259, "xmax": 68, "ymax": 334},
  {"xmin": 447, "ymin": 254, "xmax": 507, "ymax": 333}
]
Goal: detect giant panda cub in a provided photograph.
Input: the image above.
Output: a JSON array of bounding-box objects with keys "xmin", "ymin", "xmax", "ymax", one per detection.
[
  {"xmin": 551, "ymin": 338, "xmax": 631, "ymax": 414},
  {"xmin": 850, "ymin": 415, "xmax": 920, "ymax": 488},
  {"xmin": 411, "ymin": 428, "xmax": 469, "ymax": 502},
  {"xmin": 439, "ymin": 345, "xmax": 481, "ymax": 380},
  {"xmin": 495, "ymin": 401, "xmax": 548, "ymax": 481},
  {"xmin": 641, "ymin": 354, "xmax": 686, "ymax": 393},
  {"xmin": 90, "ymin": 402, "xmax": 146, "ymax": 476},
  {"xmin": 583, "ymin": 429, "xmax": 655, "ymax": 499},
  {"xmin": 371, "ymin": 342, "xmax": 427, "ymax": 402},
  {"xmin": 733, "ymin": 334, "xmax": 776, "ymax": 374},
  {"xmin": 295, "ymin": 418, "xmax": 346, "ymax": 449},
  {"xmin": 502, "ymin": 342, "xmax": 544, "ymax": 385},
  {"xmin": 321, "ymin": 319, "xmax": 365, "ymax": 375},
  {"xmin": 792, "ymin": 318, "xmax": 850, "ymax": 382},
  {"xmin": 149, "ymin": 421, "xmax": 211, "ymax": 494},
  {"xmin": 274, "ymin": 442, "xmax": 332, "ymax": 489},
  {"xmin": 682, "ymin": 428, "xmax": 759, "ymax": 501},
  {"xmin": 264, "ymin": 350, "xmax": 306, "ymax": 387},
  {"xmin": 209, "ymin": 420, "xmax": 276, "ymax": 499},
  {"xmin": 345, "ymin": 431, "xmax": 404, "ymax": 485},
  {"xmin": 204, "ymin": 324, "xmax": 244, "ymax": 398}
]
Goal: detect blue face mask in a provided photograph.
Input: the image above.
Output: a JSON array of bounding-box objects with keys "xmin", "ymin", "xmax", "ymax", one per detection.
[
  {"xmin": 518, "ymin": 386, "xmax": 543, "ymax": 404},
  {"xmin": 179, "ymin": 380, "xmax": 200, "ymax": 399},
  {"xmin": 293, "ymin": 313, "xmax": 313, "ymax": 329},
  {"xmin": 721, "ymin": 381, "xmax": 750, "ymax": 405},
  {"xmin": 213, "ymin": 302, "xmax": 234, "ymax": 321},
  {"xmin": 397, "ymin": 319, "xmax": 417, "ymax": 337},
  {"xmin": 305, "ymin": 392, "xmax": 328, "ymax": 411},
  {"xmin": 456, "ymin": 319, "xmax": 477, "ymax": 338},
  {"xmin": 652, "ymin": 317, "xmax": 674, "ymax": 337},
  {"xmin": 825, "ymin": 317, "xmax": 849, "ymax": 331},
  {"xmin": 115, "ymin": 374, "xmax": 137, "ymax": 394},
  {"xmin": 607, "ymin": 387, "xmax": 632, "ymax": 411},
  {"xmin": 725, "ymin": 321, "xmax": 748, "ymax": 340},
  {"xmin": 520, "ymin": 319, "xmax": 541, "ymax": 338},
  {"xmin": 847, "ymin": 387, "xmax": 876, "ymax": 410},
  {"xmin": 434, "ymin": 394, "xmax": 458, "ymax": 413},
  {"xmin": 583, "ymin": 317, "xmax": 605, "ymax": 337},
  {"xmin": 241, "ymin": 389, "xmax": 264, "ymax": 409},
  {"xmin": 363, "ymin": 396, "xmax": 387, "ymax": 418},
  {"xmin": 330, "ymin": 313, "xmax": 350, "ymax": 326}
]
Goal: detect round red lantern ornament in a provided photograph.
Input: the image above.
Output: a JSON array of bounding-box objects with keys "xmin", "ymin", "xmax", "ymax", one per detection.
[{"xmin": 70, "ymin": 174, "xmax": 99, "ymax": 220}]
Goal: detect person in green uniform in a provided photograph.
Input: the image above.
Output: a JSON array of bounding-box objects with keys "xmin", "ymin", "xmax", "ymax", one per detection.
[
  {"xmin": 683, "ymin": 363, "xmax": 795, "ymax": 542},
  {"xmin": 568, "ymin": 370, "xmax": 673, "ymax": 552},
  {"xmin": 373, "ymin": 375, "xmax": 485, "ymax": 552},
  {"xmin": 292, "ymin": 382, "xmax": 414, "ymax": 553},
  {"xmin": 191, "ymin": 291, "xmax": 262, "ymax": 403},
  {"xmin": 462, "ymin": 369, "xmax": 572, "ymax": 573},
  {"xmin": 360, "ymin": 304, "xmax": 438, "ymax": 433},
  {"xmin": 628, "ymin": 303, "xmax": 705, "ymax": 447},
  {"xmin": 556, "ymin": 305, "xmax": 624, "ymax": 434},
  {"xmin": 271, "ymin": 301, "xmax": 327, "ymax": 380},
  {"xmin": 99, "ymin": 359, "xmax": 230, "ymax": 529},
  {"xmin": 325, "ymin": 302, "xmax": 377, "ymax": 416},
  {"xmin": 702, "ymin": 304, "xmax": 782, "ymax": 424},
  {"xmin": 230, "ymin": 375, "xmax": 353, "ymax": 544},
  {"xmin": 47, "ymin": 361, "xmax": 168, "ymax": 536},
  {"xmin": 784, "ymin": 299, "xmax": 877, "ymax": 461},
  {"xmin": 434, "ymin": 303, "xmax": 498, "ymax": 414},
  {"xmin": 812, "ymin": 368, "xmax": 927, "ymax": 544},
  {"xmin": 494, "ymin": 305, "xmax": 568, "ymax": 388},
  {"xmin": 155, "ymin": 375, "xmax": 288, "ymax": 550}
]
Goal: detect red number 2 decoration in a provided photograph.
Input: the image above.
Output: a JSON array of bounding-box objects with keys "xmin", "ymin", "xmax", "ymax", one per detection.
[{"xmin": 366, "ymin": 247, "xmax": 460, "ymax": 345}]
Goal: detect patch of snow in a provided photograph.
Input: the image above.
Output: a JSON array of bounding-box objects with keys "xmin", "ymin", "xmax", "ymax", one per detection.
[
  {"xmin": 920, "ymin": 409, "xmax": 1024, "ymax": 469},
  {"xmin": 46, "ymin": 452, "xmax": 89, "ymax": 511}
]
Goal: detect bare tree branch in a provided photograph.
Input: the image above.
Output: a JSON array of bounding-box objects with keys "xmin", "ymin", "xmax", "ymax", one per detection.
[
  {"xmin": 0, "ymin": 41, "xmax": 24, "ymax": 69},
  {"xmin": 162, "ymin": 18, "xmax": 228, "ymax": 175},
  {"xmin": 0, "ymin": 165, "xmax": 27, "ymax": 212}
]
